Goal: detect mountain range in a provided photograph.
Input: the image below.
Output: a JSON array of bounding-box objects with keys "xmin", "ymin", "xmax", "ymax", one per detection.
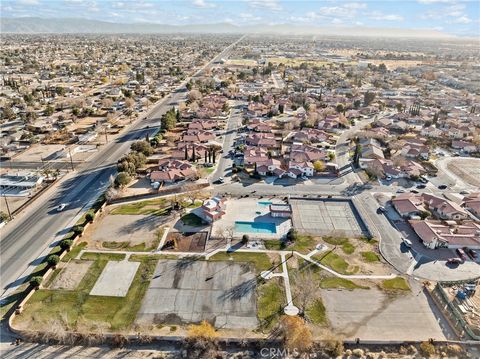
[{"xmin": 1, "ymin": 17, "xmax": 456, "ymax": 39}]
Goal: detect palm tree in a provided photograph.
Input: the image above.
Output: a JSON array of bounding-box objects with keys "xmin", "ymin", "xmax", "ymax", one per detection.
[{"xmin": 42, "ymin": 169, "xmax": 52, "ymax": 179}]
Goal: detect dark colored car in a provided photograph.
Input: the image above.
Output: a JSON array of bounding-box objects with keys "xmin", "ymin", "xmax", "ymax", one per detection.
[
  {"xmin": 447, "ymin": 258, "xmax": 463, "ymax": 265},
  {"xmin": 377, "ymin": 207, "xmax": 386, "ymax": 214},
  {"xmin": 456, "ymin": 248, "xmax": 467, "ymax": 261},
  {"xmin": 416, "ymin": 184, "xmax": 426, "ymax": 189},
  {"xmin": 465, "ymin": 248, "xmax": 478, "ymax": 260},
  {"xmin": 438, "ymin": 185, "xmax": 448, "ymax": 190},
  {"xmin": 410, "ymin": 190, "xmax": 419, "ymax": 194}
]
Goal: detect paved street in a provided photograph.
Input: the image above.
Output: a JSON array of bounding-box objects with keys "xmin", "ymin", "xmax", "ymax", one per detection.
[
  {"xmin": 0, "ymin": 35, "xmax": 245, "ymax": 298},
  {"xmin": 210, "ymin": 100, "xmax": 244, "ymax": 184}
]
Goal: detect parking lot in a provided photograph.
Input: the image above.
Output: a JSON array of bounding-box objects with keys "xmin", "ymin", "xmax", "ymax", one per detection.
[
  {"xmin": 136, "ymin": 259, "xmax": 258, "ymax": 329},
  {"xmin": 290, "ymin": 198, "xmax": 367, "ymax": 237}
]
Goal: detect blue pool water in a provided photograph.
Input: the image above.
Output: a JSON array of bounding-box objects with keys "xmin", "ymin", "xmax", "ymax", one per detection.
[
  {"xmin": 257, "ymin": 201, "xmax": 273, "ymax": 207},
  {"xmin": 235, "ymin": 221, "xmax": 277, "ymax": 234}
]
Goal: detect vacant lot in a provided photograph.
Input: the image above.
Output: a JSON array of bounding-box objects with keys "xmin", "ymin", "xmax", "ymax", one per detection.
[
  {"xmin": 321, "ymin": 287, "xmax": 449, "ymax": 341},
  {"xmin": 136, "ymin": 259, "xmax": 258, "ymax": 329},
  {"xmin": 49, "ymin": 260, "xmax": 92, "ymax": 290},
  {"xmin": 447, "ymin": 158, "xmax": 480, "ymax": 187},
  {"xmin": 13, "ymin": 254, "xmax": 157, "ymax": 332},
  {"xmin": 85, "ymin": 208, "xmax": 169, "ymax": 249},
  {"xmin": 290, "ymin": 199, "xmax": 367, "ymax": 237}
]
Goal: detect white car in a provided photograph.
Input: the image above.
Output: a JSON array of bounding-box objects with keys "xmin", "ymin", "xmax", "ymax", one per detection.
[
  {"xmin": 402, "ymin": 238, "xmax": 412, "ymax": 248},
  {"xmin": 57, "ymin": 203, "xmax": 67, "ymax": 212}
]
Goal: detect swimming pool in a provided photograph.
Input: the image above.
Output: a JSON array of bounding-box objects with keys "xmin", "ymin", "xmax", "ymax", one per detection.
[
  {"xmin": 235, "ymin": 221, "xmax": 277, "ymax": 234},
  {"xmin": 257, "ymin": 201, "xmax": 273, "ymax": 207}
]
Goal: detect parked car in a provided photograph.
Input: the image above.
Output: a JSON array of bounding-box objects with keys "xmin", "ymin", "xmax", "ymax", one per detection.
[
  {"xmin": 438, "ymin": 184, "xmax": 448, "ymax": 190},
  {"xmin": 447, "ymin": 258, "xmax": 463, "ymax": 265},
  {"xmin": 465, "ymin": 248, "xmax": 478, "ymax": 260},
  {"xmin": 396, "ymin": 189, "xmax": 405, "ymax": 193},
  {"xmin": 416, "ymin": 184, "xmax": 426, "ymax": 189},
  {"xmin": 456, "ymin": 248, "xmax": 467, "ymax": 261},
  {"xmin": 377, "ymin": 207, "xmax": 386, "ymax": 214},
  {"xmin": 215, "ymin": 177, "xmax": 224, "ymax": 184},
  {"xmin": 57, "ymin": 203, "xmax": 67, "ymax": 212},
  {"xmin": 419, "ymin": 177, "xmax": 429, "ymax": 184},
  {"xmin": 402, "ymin": 238, "xmax": 412, "ymax": 248},
  {"xmin": 410, "ymin": 190, "xmax": 419, "ymax": 194},
  {"xmin": 459, "ymin": 190, "xmax": 470, "ymax": 195}
]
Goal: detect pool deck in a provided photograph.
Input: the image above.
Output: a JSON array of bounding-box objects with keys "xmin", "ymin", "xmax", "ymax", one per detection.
[{"xmin": 212, "ymin": 197, "xmax": 291, "ymax": 240}]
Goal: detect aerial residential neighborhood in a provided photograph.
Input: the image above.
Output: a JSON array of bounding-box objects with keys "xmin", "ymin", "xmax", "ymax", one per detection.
[{"xmin": 1, "ymin": 1, "xmax": 479, "ymax": 358}]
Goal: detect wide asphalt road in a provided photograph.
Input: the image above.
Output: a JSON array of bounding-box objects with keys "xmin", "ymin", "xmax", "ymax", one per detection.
[{"xmin": 0, "ymin": 35, "xmax": 244, "ymax": 298}]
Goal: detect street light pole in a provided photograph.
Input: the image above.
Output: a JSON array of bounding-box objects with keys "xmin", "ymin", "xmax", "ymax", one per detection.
[
  {"xmin": 68, "ymin": 148, "xmax": 75, "ymax": 171},
  {"xmin": 3, "ymin": 194, "xmax": 12, "ymax": 220}
]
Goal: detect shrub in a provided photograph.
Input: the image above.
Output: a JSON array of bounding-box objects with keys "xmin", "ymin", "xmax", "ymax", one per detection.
[
  {"xmin": 85, "ymin": 212, "xmax": 94, "ymax": 223},
  {"xmin": 324, "ymin": 339, "xmax": 344, "ymax": 357},
  {"xmin": 420, "ymin": 341, "xmax": 436, "ymax": 357},
  {"xmin": 73, "ymin": 225, "xmax": 84, "ymax": 236},
  {"xmin": 241, "ymin": 234, "xmax": 249, "ymax": 244},
  {"xmin": 187, "ymin": 321, "xmax": 217, "ymax": 339},
  {"xmin": 47, "ymin": 255, "xmax": 60, "ymax": 267},
  {"xmin": 278, "ymin": 316, "xmax": 312, "ymax": 353},
  {"xmin": 130, "ymin": 140, "xmax": 153, "ymax": 156},
  {"xmin": 29, "ymin": 276, "xmax": 42, "ymax": 288},
  {"xmin": 114, "ymin": 172, "xmax": 132, "ymax": 188},
  {"xmin": 287, "ymin": 228, "xmax": 298, "ymax": 242},
  {"xmin": 60, "ymin": 239, "xmax": 73, "ymax": 251}
]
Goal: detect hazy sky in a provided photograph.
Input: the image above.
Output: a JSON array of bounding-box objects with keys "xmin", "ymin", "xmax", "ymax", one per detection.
[{"xmin": 1, "ymin": 0, "xmax": 479, "ymax": 36}]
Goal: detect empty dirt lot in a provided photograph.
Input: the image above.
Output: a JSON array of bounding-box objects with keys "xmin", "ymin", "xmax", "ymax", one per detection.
[
  {"xmin": 86, "ymin": 211, "xmax": 168, "ymax": 248},
  {"xmin": 321, "ymin": 286, "xmax": 454, "ymax": 341},
  {"xmin": 136, "ymin": 259, "xmax": 258, "ymax": 329},
  {"xmin": 49, "ymin": 260, "xmax": 92, "ymax": 290},
  {"xmin": 447, "ymin": 158, "xmax": 480, "ymax": 187}
]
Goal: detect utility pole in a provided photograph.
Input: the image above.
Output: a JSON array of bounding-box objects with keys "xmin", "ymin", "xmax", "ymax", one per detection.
[
  {"xmin": 68, "ymin": 148, "xmax": 74, "ymax": 171},
  {"xmin": 3, "ymin": 195, "xmax": 12, "ymax": 220},
  {"xmin": 104, "ymin": 128, "xmax": 108, "ymax": 143}
]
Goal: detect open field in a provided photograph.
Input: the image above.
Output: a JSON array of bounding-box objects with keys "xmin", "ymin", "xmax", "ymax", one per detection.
[
  {"xmin": 13, "ymin": 254, "xmax": 157, "ymax": 332},
  {"xmin": 266, "ymin": 57, "xmax": 332, "ymax": 66},
  {"xmin": 447, "ymin": 158, "xmax": 480, "ymax": 187},
  {"xmin": 84, "ymin": 207, "xmax": 169, "ymax": 250}
]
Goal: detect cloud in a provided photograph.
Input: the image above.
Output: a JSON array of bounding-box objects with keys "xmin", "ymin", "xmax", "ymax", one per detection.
[
  {"xmin": 17, "ymin": 0, "xmax": 39, "ymax": 4},
  {"xmin": 308, "ymin": 2, "xmax": 367, "ymax": 20},
  {"xmin": 450, "ymin": 15, "xmax": 472, "ymax": 24},
  {"xmin": 247, "ymin": 0, "xmax": 282, "ymax": 11},
  {"xmin": 192, "ymin": 0, "xmax": 216, "ymax": 8},
  {"xmin": 417, "ymin": 0, "xmax": 453, "ymax": 4},
  {"xmin": 420, "ymin": 4, "xmax": 467, "ymax": 20},
  {"xmin": 239, "ymin": 13, "xmax": 262, "ymax": 22}
]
